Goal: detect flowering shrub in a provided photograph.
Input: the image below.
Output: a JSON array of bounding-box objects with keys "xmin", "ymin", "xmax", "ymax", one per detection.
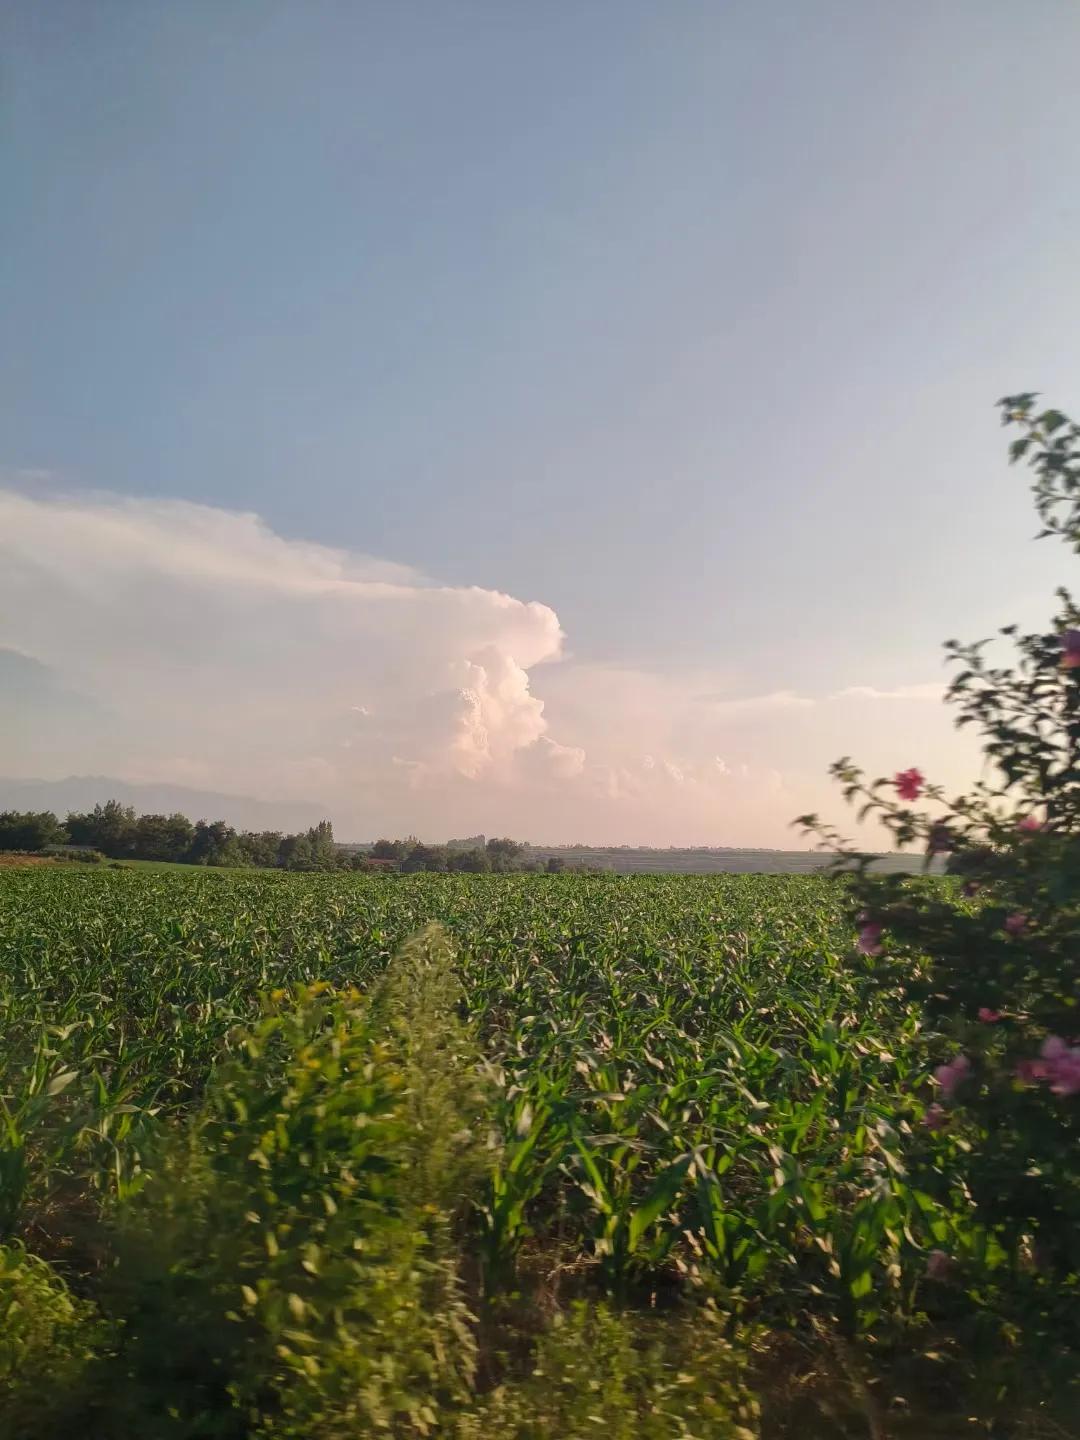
[{"xmin": 799, "ymin": 394, "xmax": 1080, "ymax": 1281}]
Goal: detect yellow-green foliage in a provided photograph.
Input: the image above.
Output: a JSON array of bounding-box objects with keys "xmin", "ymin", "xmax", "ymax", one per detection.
[
  {"xmin": 0, "ymin": 1245, "xmax": 101, "ymax": 1439},
  {"xmin": 3, "ymin": 868, "xmax": 1078, "ymax": 1432},
  {"xmin": 369, "ymin": 923, "xmax": 490, "ymax": 1219},
  {"xmin": 457, "ymin": 1301, "xmax": 758, "ymax": 1440},
  {"xmin": 92, "ymin": 928, "xmax": 480, "ymax": 1438},
  {"xmin": 0, "ymin": 906, "xmax": 759, "ymax": 1437}
]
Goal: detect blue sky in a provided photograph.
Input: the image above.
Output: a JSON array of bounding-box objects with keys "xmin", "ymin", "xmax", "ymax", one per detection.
[{"xmin": 4, "ymin": 2, "xmax": 1080, "ymax": 842}]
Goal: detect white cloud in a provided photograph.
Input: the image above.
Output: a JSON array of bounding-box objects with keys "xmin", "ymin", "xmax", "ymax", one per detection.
[
  {"xmin": 833, "ymin": 683, "xmax": 944, "ymax": 702},
  {"xmin": 0, "ymin": 487, "xmax": 568, "ymax": 805},
  {"xmin": 525, "ymin": 735, "xmax": 587, "ymax": 781},
  {"xmin": 699, "ymin": 689, "xmax": 816, "ymax": 715},
  {"xmin": 0, "ymin": 485, "xmax": 982, "ymax": 845}
]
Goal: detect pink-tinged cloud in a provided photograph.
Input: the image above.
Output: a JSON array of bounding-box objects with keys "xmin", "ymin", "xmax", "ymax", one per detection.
[{"xmin": 0, "ymin": 486, "xmax": 985, "ymax": 844}]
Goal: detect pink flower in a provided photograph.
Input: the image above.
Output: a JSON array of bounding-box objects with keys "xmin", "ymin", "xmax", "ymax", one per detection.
[
  {"xmin": 856, "ymin": 921, "xmax": 883, "ymax": 956},
  {"xmin": 1061, "ymin": 629, "xmax": 1080, "ymax": 669},
  {"xmin": 1016, "ymin": 1058, "xmax": 1049, "ymax": 1084},
  {"xmin": 895, "ymin": 767, "xmax": 925, "ymax": 802},
  {"xmin": 1018, "ymin": 1038, "xmax": 1080, "ymax": 1096},
  {"xmin": 1017, "ymin": 815, "xmax": 1043, "ymax": 833},
  {"xmin": 1041, "ymin": 1036, "xmax": 1080, "ymax": 1096},
  {"xmin": 934, "ymin": 1054, "xmax": 970, "ymax": 1100},
  {"xmin": 1004, "ymin": 912, "xmax": 1028, "ymax": 937},
  {"xmin": 977, "ymin": 1007, "xmax": 1003, "ymax": 1023},
  {"xmin": 925, "ymin": 1249, "xmax": 952, "ymax": 1281},
  {"xmin": 1049, "ymin": 1062, "xmax": 1080, "ymax": 1097},
  {"xmin": 922, "ymin": 1103, "xmax": 947, "ymax": 1130}
]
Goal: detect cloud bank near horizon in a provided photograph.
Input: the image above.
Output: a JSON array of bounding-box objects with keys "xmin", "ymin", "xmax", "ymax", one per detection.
[{"xmin": 0, "ymin": 484, "xmax": 978, "ymax": 844}]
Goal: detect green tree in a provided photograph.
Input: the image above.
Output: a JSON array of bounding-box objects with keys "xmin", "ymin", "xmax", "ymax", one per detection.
[
  {"xmin": 66, "ymin": 801, "xmax": 136, "ymax": 858},
  {"xmin": 451, "ymin": 848, "xmax": 491, "ymax": 873},
  {"xmin": 306, "ymin": 820, "xmax": 338, "ymax": 871},
  {"xmin": 188, "ymin": 820, "xmax": 241, "ymax": 867},
  {"xmin": 162, "ymin": 812, "xmax": 196, "ymax": 861},
  {"xmin": 486, "ymin": 837, "xmax": 523, "ymax": 872},
  {"xmin": 132, "ymin": 812, "xmax": 194, "ymax": 862},
  {"xmin": 402, "ymin": 843, "xmax": 451, "ymax": 873},
  {"xmin": 0, "ymin": 811, "xmax": 66, "ymax": 852},
  {"xmin": 235, "ymin": 830, "xmax": 283, "ymax": 868},
  {"xmin": 277, "ymin": 833, "xmax": 315, "ymax": 871}
]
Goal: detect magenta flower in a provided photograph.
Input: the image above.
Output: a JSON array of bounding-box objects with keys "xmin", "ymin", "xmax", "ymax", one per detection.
[
  {"xmin": 1018, "ymin": 1038, "xmax": 1080, "ymax": 1095},
  {"xmin": 1041, "ymin": 1036, "xmax": 1080, "ymax": 1096},
  {"xmin": 1004, "ymin": 912, "xmax": 1028, "ymax": 937},
  {"xmin": 977, "ymin": 1007, "xmax": 1002, "ymax": 1024},
  {"xmin": 1017, "ymin": 815, "xmax": 1043, "ymax": 833},
  {"xmin": 925, "ymin": 1249, "xmax": 952, "ymax": 1281},
  {"xmin": 922, "ymin": 1102, "xmax": 947, "ymax": 1130},
  {"xmin": 1016, "ymin": 1057, "xmax": 1049, "ymax": 1084},
  {"xmin": 856, "ymin": 921, "xmax": 883, "ymax": 956},
  {"xmin": 934, "ymin": 1054, "xmax": 970, "ymax": 1100},
  {"xmin": 894, "ymin": 767, "xmax": 925, "ymax": 802},
  {"xmin": 1061, "ymin": 629, "xmax": 1080, "ymax": 669}
]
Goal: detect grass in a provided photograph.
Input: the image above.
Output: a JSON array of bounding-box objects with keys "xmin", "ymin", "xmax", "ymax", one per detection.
[
  {"xmin": 0, "ymin": 867, "xmax": 1076, "ymax": 1436},
  {"xmin": 111, "ymin": 856, "xmax": 257, "ymax": 873}
]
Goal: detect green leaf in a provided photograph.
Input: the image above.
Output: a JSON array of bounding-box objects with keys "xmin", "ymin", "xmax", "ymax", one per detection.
[
  {"xmin": 627, "ymin": 1154, "xmax": 692, "ymax": 1252},
  {"xmin": 849, "ymin": 1269, "xmax": 873, "ymax": 1299}
]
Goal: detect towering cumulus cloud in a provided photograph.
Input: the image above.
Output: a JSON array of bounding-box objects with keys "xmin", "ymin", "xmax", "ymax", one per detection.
[
  {"xmin": 0, "ymin": 484, "xmax": 972, "ymax": 843},
  {"xmin": 0, "ymin": 486, "xmax": 573, "ymax": 801}
]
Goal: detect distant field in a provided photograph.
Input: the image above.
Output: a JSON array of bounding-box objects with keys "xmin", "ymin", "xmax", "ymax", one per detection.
[
  {"xmin": 526, "ymin": 844, "xmax": 937, "ymax": 874},
  {"xmin": 333, "ymin": 843, "xmax": 941, "ymax": 875}
]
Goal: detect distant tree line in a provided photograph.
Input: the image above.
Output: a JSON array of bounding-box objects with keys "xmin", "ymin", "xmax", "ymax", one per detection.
[
  {"xmin": 365, "ymin": 835, "xmax": 581, "ymax": 873},
  {"xmin": 0, "ymin": 802, "xmax": 359, "ymax": 871},
  {"xmin": 0, "ymin": 806, "xmax": 592, "ymax": 873}
]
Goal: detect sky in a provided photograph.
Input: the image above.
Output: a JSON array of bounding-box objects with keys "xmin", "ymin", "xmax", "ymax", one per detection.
[{"xmin": 3, "ymin": 1, "xmax": 1080, "ymax": 844}]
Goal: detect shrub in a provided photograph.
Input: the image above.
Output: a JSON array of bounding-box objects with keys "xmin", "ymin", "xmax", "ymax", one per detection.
[
  {"xmin": 90, "ymin": 926, "xmax": 484, "ymax": 1438},
  {"xmin": 0, "ymin": 1244, "xmax": 103, "ymax": 1439},
  {"xmin": 0, "ymin": 812, "xmax": 66, "ymax": 852},
  {"xmin": 52, "ymin": 847, "xmax": 105, "ymax": 864},
  {"xmin": 456, "ymin": 1300, "xmax": 758, "ymax": 1440},
  {"xmin": 800, "ymin": 395, "xmax": 1080, "ymax": 1289}
]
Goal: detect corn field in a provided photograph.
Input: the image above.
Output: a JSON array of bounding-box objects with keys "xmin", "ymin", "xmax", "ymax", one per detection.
[{"xmin": 0, "ymin": 868, "xmax": 1074, "ymax": 1437}]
